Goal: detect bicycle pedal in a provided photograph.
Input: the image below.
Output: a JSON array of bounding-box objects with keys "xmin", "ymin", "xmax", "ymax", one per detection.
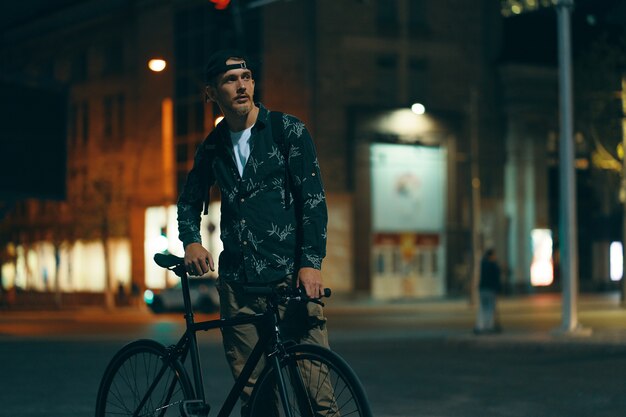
[{"xmin": 180, "ymin": 399, "xmax": 210, "ymax": 417}]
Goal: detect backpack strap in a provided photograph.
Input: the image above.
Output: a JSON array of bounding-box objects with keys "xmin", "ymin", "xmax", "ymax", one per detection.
[
  {"xmin": 202, "ymin": 136, "xmax": 219, "ymax": 215},
  {"xmin": 269, "ymin": 111, "xmax": 292, "ymax": 209},
  {"xmin": 269, "ymin": 111, "xmax": 288, "ymax": 159}
]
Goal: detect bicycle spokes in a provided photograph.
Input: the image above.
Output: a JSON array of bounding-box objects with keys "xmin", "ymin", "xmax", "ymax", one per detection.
[{"xmin": 97, "ymin": 342, "xmax": 193, "ymax": 417}]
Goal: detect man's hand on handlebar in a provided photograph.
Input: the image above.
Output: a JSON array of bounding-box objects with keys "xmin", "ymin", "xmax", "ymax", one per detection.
[
  {"xmin": 297, "ymin": 267, "xmax": 324, "ymax": 299},
  {"xmin": 184, "ymin": 243, "xmax": 214, "ymax": 276}
]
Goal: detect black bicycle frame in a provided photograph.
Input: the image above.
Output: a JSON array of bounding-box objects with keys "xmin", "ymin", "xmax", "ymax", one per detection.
[{"xmin": 172, "ymin": 264, "xmax": 296, "ymax": 417}]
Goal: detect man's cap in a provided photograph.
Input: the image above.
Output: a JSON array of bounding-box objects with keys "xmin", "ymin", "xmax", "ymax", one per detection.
[{"xmin": 205, "ymin": 49, "xmax": 255, "ymax": 83}]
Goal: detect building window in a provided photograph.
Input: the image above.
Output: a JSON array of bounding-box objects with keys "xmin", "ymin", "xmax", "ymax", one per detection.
[
  {"xmin": 72, "ymin": 51, "xmax": 88, "ymax": 82},
  {"xmin": 176, "ymin": 142, "xmax": 188, "ymax": 164},
  {"xmin": 103, "ymin": 96, "xmax": 113, "ymax": 138},
  {"xmin": 409, "ymin": 58, "xmax": 429, "ymax": 102},
  {"xmin": 176, "ymin": 76, "xmax": 193, "ymax": 97},
  {"xmin": 117, "ymin": 94, "xmax": 125, "ymax": 139},
  {"xmin": 407, "ymin": 0, "xmax": 429, "ymax": 37},
  {"xmin": 194, "ymin": 101, "xmax": 205, "ymax": 133},
  {"xmin": 69, "ymin": 103, "xmax": 78, "ymax": 146},
  {"xmin": 81, "ymin": 101, "xmax": 90, "ymax": 144},
  {"xmin": 103, "ymin": 94, "xmax": 126, "ymax": 142},
  {"xmin": 377, "ymin": 0, "xmax": 399, "ymax": 37},
  {"xmin": 102, "ymin": 40, "xmax": 124, "ymax": 76},
  {"xmin": 175, "ymin": 103, "xmax": 189, "ymax": 137},
  {"xmin": 376, "ymin": 54, "xmax": 398, "ymax": 103}
]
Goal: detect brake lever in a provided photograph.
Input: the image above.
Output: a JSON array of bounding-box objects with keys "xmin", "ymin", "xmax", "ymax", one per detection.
[{"xmin": 282, "ymin": 294, "xmax": 325, "ymax": 307}]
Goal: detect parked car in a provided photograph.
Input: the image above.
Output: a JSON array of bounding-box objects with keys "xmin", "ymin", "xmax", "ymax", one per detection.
[{"xmin": 144, "ymin": 277, "xmax": 219, "ymax": 314}]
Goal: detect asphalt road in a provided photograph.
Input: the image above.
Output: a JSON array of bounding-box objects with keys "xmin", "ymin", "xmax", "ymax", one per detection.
[{"xmin": 3, "ymin": 293, "xmax": 626, "ymax": 417}]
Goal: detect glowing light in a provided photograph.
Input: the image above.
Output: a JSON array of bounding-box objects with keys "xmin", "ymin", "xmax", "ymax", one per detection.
[
  {"xmin": 617, "ymin": 143, "xmax": 623, "ymax": 160},
  {"xmin": 530, "ymin": 229, "xmax": 553, "ymax": 286},
  {"xmin": 214, "ymin": 116, "xmax": 224, "ymax": 127},
  {"xmin": 411, "ymin": 103, "xmax": 426, "ymax": 115},
  {"xmin": 367, "ymin": 108, "xmax": 440, "ymax": 144},
  {"xmin": 144, "ymin": 289, "xmax": 155, "ymax": 304},
  {"xmin": 610, "ymin": 242, "xmax": 623, "ymax": 281},
  {"xmin": 148, "ymin": 59, "xmax": 167, "ymax": 72},
  {"xmin": 146, "ymin": 225, "xmax": 169, "ymax": 255},
  {"xmin": 210, "ymin": 0, "xmax": 231, "ymax": 10},
  {"xmin": 155, "ymin": 234, "xmax": 169, "ymax": 253},
  {"xmin": 586, "ymin": 14, "xmax": 597, "ymax": 26},
  {"xmin": 511, "ymin": 4, "xmax": 522, "ymax": 14}
]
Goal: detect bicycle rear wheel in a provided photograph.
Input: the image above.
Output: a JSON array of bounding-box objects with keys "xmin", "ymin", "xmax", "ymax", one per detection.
[
  {"xmin": 248, "ymin": 343, "xmax": 373, "ymax": 417},
  {"xmin": 95, "ymin": 339, "xmax": 193, "ymax": 417}
]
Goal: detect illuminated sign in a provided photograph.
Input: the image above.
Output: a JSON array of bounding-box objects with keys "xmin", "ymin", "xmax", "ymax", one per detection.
[
  {"xmin": 370, "ymin": 143, "xmax": 446, "ymax": 232},
  {"xmin": 530, "ymin": 229, "xmax": 553, "ymax": 286},
  {"xmin": 610, "ymin": 241, "xmax": 623, "ymax": 281}
]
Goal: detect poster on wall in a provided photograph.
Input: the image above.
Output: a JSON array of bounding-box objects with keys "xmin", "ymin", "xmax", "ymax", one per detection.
[
  {"xmin": 369, "ymin": 143, "xmax": 447, "ymax": 299},
  {"xmin": 370, "ymin": 143, "xmax": 446, "ymax": 232}
]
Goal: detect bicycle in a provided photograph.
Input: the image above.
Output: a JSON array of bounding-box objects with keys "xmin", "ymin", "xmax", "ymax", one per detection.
[{"xmin": 95, "ymin": 252, "xmax": 373, "ymax": 417}]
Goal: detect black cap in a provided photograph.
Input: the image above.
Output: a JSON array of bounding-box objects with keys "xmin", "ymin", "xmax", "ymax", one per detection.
[{"xmin": 205, "ymin": 49, "xmax": 254, "ymax": 84}]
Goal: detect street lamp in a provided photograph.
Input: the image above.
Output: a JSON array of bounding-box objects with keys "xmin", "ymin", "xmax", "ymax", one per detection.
[
  {"xmin": 148, "ymin": 59, "xmax": 167, "ymax": 72},
  {"xmin": 411, "ymin": 103, "xmax": 426, "ymax": 115}
]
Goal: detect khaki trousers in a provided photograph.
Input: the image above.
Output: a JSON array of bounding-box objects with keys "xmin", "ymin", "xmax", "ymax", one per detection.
[{"xmin": 218, "ymin": 277, "xmax": 330, "ymax": 416}]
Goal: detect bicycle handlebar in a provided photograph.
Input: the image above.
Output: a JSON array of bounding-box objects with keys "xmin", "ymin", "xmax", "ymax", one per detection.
[
  {"xmin": 244, "ymin": 285, "xmax": 331, "ymax": 306},
  {"xmin": 153, "ymin": 252, "xmax": 332, "ymax": 304}
]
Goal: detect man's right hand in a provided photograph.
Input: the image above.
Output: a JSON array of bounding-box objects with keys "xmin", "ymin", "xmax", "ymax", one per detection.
[{"xmin": 184, "ymin": 243, "xmax": 214, "ymax": 276}]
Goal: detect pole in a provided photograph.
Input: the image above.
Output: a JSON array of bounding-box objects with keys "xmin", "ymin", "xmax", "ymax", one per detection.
[
  {"xmin": 621, "ymin": 75, "xmax": 626, "ymax": 304},
  {"xmin": 556, "ymin": 0, "xmax": 579, "ymax": 332},
  {"xmin": 470, "ymin": 88, "xmax": 482, "ymax": 306}
]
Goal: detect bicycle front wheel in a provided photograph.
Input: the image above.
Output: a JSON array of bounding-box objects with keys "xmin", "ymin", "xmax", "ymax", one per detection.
[
  {"xmin": 248, "ymin": 343, "xmax": 373, "ymax": 417},
  {"xmin": 95, "ymin": 339, "xmax": 193, "ymax": 417}
]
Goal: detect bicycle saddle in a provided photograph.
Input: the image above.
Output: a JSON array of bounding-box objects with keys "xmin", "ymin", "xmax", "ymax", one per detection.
[{"xmin": 154, "ymin": 253, "xmax": 184, "ymax": 269}]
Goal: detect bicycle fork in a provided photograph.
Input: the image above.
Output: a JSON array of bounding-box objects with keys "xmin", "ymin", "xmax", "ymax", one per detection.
[
  {"xmin": 269, "ymin": 353, "xmax": 295, "ymax": 417},
  {"xmin": 286, "ymin": 357, "xmax": 315, "ymax": 417},
  {"xmin": 269, "ymin": 351, "xmax": 316, "ymax": 417}
]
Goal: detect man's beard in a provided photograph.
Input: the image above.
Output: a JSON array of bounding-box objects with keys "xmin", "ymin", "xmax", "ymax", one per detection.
[
  {"xmin": 233, "ymin": 101, "xmax": 253, "ymax": 117},
  {"xmin": 234, "ymin": 104, "xmax": 251, "ymax": 117}
]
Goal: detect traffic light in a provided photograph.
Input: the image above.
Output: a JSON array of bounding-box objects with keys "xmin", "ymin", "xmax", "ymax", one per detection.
[{"xmin": 210, "ymin": 0, "xmax": 231, "ymax": 10}]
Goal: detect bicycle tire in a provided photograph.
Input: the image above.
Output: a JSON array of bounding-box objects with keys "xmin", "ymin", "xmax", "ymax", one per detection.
[
  {"xmin": 95, "ymin": 339, "xmax": 194, "ymax": 417},
  {"xmin": 248, "ymin": 343, "xmax": 373, "ymax": 417}
]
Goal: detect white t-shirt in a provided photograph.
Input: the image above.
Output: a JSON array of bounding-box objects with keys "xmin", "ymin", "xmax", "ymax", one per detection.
[{"xmin": 230, "ymin": 125, "xmax": 254, "ymax": 176}]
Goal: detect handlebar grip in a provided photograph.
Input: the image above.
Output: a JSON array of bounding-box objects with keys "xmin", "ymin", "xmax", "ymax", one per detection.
[
  {"xmin": 300, "ymin": 287, "xmax": 332, "ymax": 299},
  {"xmin": 243, "ymin": 286, "xmax": 332, "ymax": 299}
]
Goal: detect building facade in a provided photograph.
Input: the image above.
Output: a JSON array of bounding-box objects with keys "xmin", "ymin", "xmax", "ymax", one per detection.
[
  {"xmin": 0, "ymin": 0, "xmax": 506, "ymax": 307},
  {"xmin": 262, "ymin": 0, "xmax": 504, "ymax": 297}
]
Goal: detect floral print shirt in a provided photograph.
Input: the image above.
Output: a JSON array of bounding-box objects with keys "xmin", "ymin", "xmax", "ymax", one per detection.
[{"xmin": 177, "ymin": 104, "xmax": 328, "ymax": 284}]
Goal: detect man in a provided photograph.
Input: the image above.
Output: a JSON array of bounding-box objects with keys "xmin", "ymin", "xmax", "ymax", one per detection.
[
  {"xmin": 475, "ymin": 248, "xmax": 502, "ymax": 334},
  {"xmin": 177, "ymin": 49, "xmax": 329, "ymax": 413}
]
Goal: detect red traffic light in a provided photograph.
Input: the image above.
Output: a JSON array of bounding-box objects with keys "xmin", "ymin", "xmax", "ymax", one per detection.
[{"xmin": 210, "ymin": 0, "xmax": 231, "ymax": 10}]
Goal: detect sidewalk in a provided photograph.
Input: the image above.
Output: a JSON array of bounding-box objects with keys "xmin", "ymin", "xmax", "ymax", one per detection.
[{"xmin": 326, "ymin": 291, "xmax": 626, "ymax": 347}]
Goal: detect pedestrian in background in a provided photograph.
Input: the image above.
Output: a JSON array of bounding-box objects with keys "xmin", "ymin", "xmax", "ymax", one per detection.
[{"xmin": 474, "ymin": 248, "xmax": 502, "ymax": 334}]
